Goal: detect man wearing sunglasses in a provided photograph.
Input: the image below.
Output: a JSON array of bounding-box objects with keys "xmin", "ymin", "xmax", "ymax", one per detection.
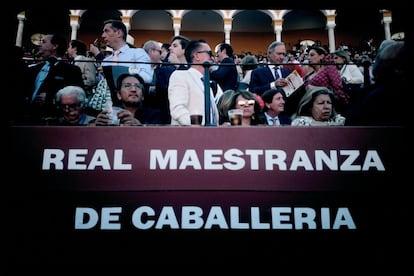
[{"xmin": 168, "ymin": 39, "xmax": 222, "ymax": 126}]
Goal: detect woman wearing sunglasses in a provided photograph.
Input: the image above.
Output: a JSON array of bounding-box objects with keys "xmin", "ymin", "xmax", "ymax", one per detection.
[{"xmin": 221, "ymin": 89, "xmax": 264, "ymax": 126}]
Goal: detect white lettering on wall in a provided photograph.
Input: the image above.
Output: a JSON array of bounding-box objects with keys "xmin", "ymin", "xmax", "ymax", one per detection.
[{"xmin": 42, "ymin": 149, "xmax": 132, "ymax": 170}]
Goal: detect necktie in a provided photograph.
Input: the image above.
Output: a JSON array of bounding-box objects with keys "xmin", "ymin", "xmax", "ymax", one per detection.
[
  {"xmin": 113, "ymin": 50, "xmax": 120, "ymax": 65},
  {"xmin": 32, "ymin": 61, "xmax": 50, "ymax": 102},
  {"xmin": 270, "ymin": 117, "xmax": 279, "ymax": 126},
  {"xmin": 274, "ymin": 66, "xmax": 281, "ymax": 80}
]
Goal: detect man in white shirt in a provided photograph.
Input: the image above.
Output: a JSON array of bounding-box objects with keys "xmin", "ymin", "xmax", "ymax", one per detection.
[{"xmin": 100, "ymin": 19, "xmax": 153, "ymax": 84}]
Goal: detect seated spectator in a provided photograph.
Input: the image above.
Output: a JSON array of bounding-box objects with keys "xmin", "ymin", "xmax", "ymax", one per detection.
[
  {"xmin": 291, "ymin": 85, "xmax": 345, "ymax": 126},
  {"xmin": 226, "ymin": 90, "xmax": 264, "ymax": 126},
  {"xmin": 216, "ymin": 89, "xmax": 236, "ymax": 125},
  {"xmin": 54, "ymin": 86, "xmax": 96, "ymax": 126},
  {"xmin": 94, "ymin": 73, "xmax": 161, "ymax": 126},
  {"xmin": 260, "ymin": 88, "xmax": 291, "ymax": 126}
]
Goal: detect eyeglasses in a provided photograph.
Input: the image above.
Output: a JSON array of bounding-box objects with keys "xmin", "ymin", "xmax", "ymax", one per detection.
[
  {"xmin": 196, "ymin": 50, "xmax": 214, "ymax": 57},
  {"xmin": 122, "ymin": 83, "xmax": 144, "ymax": 90},
  {"xmin": 58, "ymin": 103, "xmax": 80, "ymax": 111},
  {"xmin": 152, "ymin": 48, "xmax": 162, "ymax": 54},
  {"xmin": 237, "ymin": 99, "xmax": 255, "ymax": 107}
]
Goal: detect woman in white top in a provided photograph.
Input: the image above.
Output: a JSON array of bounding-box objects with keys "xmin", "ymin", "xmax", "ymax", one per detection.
[{"xmin": 334, "ymin": 50, "xmax": 364, "ymax": 92}]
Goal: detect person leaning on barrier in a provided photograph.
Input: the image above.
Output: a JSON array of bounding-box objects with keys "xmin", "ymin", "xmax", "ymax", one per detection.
[
  {"xmin": 54, "ymin": 86, "xmax": 96, "ymax": 126},
  {"xmin": 94, "ymin": 73, "xmax": 160, "ymax": 126},
  {"xmin": 291, "ymin": 85, "xmax": 345, "ymax": 126}
]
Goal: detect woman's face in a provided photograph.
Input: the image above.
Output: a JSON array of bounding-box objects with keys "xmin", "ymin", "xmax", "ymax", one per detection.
[
  {"xmin": 308, "ymin": 49, "xmax": 324, "ymax": 64},
  {"xmin": 311, "ymin": 94, "xmax": 332, "ymax": 121},
  {"xmin": 235, "ymin": 95, "xmax": 255, "ymax": 118}
]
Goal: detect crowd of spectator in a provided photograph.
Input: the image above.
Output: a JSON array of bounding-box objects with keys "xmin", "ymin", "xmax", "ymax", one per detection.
[{"xmin": 11, "ymin": 19, "xmax": 408, "ymax": 128}]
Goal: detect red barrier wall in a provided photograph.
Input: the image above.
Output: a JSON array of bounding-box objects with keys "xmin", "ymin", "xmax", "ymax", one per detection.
[{"xmin": 6, "ymin": 126, "xmax": 413, "ymax": 274}]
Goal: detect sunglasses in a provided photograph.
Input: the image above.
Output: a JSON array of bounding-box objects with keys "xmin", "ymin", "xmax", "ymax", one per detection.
[
  {"xmin": 196, "ymin": 50, "xmax": 214, "ymax": 57},
  {"xmin": 237, "ymin": 99, "xmax": 255, "ymax": 107}
]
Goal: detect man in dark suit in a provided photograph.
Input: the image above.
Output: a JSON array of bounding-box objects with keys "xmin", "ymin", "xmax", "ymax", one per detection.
[
  {"xmin": 249, "ymin": 41, "xmax": 305, "ymax": 116},
  {"xmin": 260, "ymin": 88, "xmax": 292, "ymax": 126},
  {"xmin": 210, "ymin": 43, "xmax": 238, "ymax": 92},
  {"xmin": 24, "ymin": 33, "xmax": 83, "ymax": 124},
  {"xmin": 249, "ymin": 41, "xmax": 292, "ymax": 95}
]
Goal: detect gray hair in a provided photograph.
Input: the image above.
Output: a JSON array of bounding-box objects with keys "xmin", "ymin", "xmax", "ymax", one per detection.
[
  {"xmin": 55, "ymin": 86, "xmax": 87, "ymax": 107},
  {"xmin": 268, "ymin": 41, "xmax": 285, "ymax": 54},
  {"xmin": 143, "ymin": 40, "xmax": 160, "ymax": 54}
]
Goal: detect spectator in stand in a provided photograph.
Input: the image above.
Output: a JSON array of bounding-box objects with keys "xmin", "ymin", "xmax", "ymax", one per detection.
[
  {"xmin": 333, "ymin": 49, "xmax": 364, "ymax": 98},
  {"xmin": 94, "ymin": 73, "xmax": 160, "ymax": 126},
  {"xmin": 304, "ymin": 46, "xmax": 349, "ymax": 113},
  {"xmin": 216, "ymin": 89, "xmax": 236, "ymax": 125},
  {"xmin": 142, "ymin": 40, "xmax": 163, "ymax": 113},
  {"xmin": 261, "ymin": 88, "xmax": 291, "ymax": 126},
  {"xmin": 143, "ymin": 40, "xmax": 162, "ymax": 70},
  {"xmin": 54, "ymin": 86, "xmax": 96, "ymax": 126},
  {"xmin": 238, "ymin": 54, "xmax": 265, "ymax": 109},
  {"xmin": 88, "ymin": 19, "xmax": 153, "ymax": 113},
  {"xmin": 226, "ymin": 90, "xmax": 264, "ymax": 126},
  {"xmin": 160, "ymin": 43, "xmax": 170, "ymax": 63},
  {"xmin": 168, "ymin": 39, "xmax": 222, "ymax": 126},
  {"xmin": 238, "ymin": 55, "xmax": 258, "ymax": 90},
  {"xmin": 152, "ymin": 35, "xmax": 190, "ymax": 124},
  {"xmin": 100, "ymin": 19, "xmax": 153, "ymax": 84},
  {"xmin": 233, "ymin": 53, "xmax": 245, "ymax": 81},
  {"xmin": 291, "ymin": 85, "xmax": 345, "ymax": 126},
  {"xmin": 23, "ymin": 33, "xmax": 84, "ymax": 125},
  {"xmin": 67, "ymin": 39, "xmax": 98, "ymax": 100},
  {"xmin": 210, "ymin": 43, "xmax": 239, "ymax": 91},
  {"xmin": 249, "ymin": 41, "xmax": 292, "ymax": 96},
  {"xmin": 284, "ymin": 53, "xmax": 305, "ymax": 77},
  {"xmin": 249, "ymin": 41, "xmax": 295, "ymax": 115},
  {"xmin": 345, "ymin": 39, "xmax": 408, "ymax": 126}
]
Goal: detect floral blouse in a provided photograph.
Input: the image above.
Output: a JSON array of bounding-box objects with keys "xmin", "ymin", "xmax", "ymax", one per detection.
[{"xmin": 291, "ymin": 114, "xmax": 346, "ymax": 126}]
